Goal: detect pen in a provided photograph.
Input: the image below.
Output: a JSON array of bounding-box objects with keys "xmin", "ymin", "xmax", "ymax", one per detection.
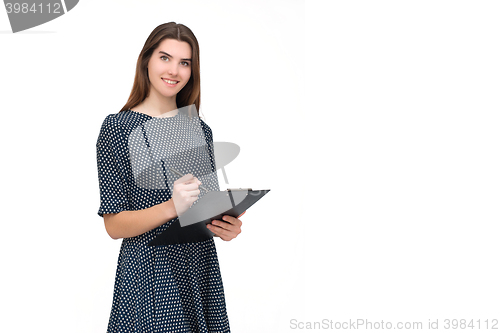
[{"xmin": 170, "ymin": 167, "xmax": 209, "ymax": 191}]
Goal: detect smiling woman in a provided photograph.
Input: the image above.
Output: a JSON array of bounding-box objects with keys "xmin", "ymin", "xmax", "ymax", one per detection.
[
  {"xmin": 96, "ymin": 22, "xmax": 242, "ymax": 333},
  {"xmin": 120, "ymin": 22, "xmax": 201, "ymax": 117},
  {"xmin": 139, "ymin": 39, "xmax": 193, "ymax": 113}
]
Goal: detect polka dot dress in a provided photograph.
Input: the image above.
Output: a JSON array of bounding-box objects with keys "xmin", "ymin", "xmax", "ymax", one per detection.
[{"xmin": 96, "ymin": 109, "xmax": 230, "ymax": 333}]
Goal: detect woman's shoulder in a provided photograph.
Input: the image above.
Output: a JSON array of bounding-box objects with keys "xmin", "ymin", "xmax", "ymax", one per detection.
[
  {"xmin": 105, "ymin": 109, "xmax": 139, "ymax": 122},
  {"xmin": 195, "ymin": 116, "xmax": 213, "ymax": 139},
  {"xmin": 97, "ymin": 110, "xmax": 145, "ymax": 145},
  {"xmin": 100, "ymin": 110, "xmax": 147, "ymax": 131}
]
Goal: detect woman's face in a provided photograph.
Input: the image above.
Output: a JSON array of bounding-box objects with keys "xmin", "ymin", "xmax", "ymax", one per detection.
[{"xmin": 147, "ymin": 38, "xmax": 192, "ymax": 99}]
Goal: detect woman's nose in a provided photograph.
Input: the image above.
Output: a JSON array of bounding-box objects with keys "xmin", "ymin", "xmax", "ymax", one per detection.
[{"xmin": 167, "ymin": 64, "xmax": 178, "ymax": 76}]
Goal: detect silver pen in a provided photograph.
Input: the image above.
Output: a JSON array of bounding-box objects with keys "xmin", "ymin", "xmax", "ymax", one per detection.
[{"xmin": 169, "ymin": 167, "xmax": 208, "ymax": 191}]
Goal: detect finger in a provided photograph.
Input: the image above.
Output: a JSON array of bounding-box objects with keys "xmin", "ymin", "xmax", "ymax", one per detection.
[
  {"xmin": 212, "ymin": 220, "xmax": 240, "ymax": 237},
  {"xmin": 211, "ymin": 219, "xmax": 231, "ymax": 231},
  {"xmin": 185, "ymin": 177, "xmax": 201, "ymax": 185},
  {"xmin": 178, "ymin": 181, "xmax": 200, "ymax": 191},
  {"xmin": 185, "ymin": 189, "xmax": 200, "ymax": 197},
  {"xmin": 207, "ymin": 223, "xmax": 231, "ymax": 240},
  {"xmin": 222, "ymin": 215, "xmax": 243, "ymax": 227},
  {"xmin": 184, "ymin": 178, "xmax": 202, "ymax": 189},
  {"xmin": 175, "ymin": 173, "xmax": 195, "ymax": 184}
]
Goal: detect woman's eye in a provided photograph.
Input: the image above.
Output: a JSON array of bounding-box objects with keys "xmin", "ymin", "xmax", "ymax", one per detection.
[
  {"xmin": 160, "ymin": 56, "xmax": 169, "ymax": 61},
  {"xmin": 181, "ymin": 61, "xmax": 190, "ymax": 66}
]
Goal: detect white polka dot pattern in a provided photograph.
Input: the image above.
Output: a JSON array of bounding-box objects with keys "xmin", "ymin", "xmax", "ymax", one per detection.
[{"xmin": 96, "ymin": 109, "xmax": 230, "ymax": 332}]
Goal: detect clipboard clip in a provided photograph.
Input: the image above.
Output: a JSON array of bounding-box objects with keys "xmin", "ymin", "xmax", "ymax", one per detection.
[{"xmin": 226, "ymin": 188, "xmax": 263, "ymax": 197}]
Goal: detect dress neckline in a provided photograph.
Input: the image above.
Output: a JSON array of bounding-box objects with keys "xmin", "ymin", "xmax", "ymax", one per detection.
[{"xmin": 127, "ymin": 109, "xmax": 180, "ymax": 119}]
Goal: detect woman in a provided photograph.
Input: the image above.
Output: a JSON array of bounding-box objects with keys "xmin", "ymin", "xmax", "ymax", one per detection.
[{"xmin": 96, "ymin": 22, "xmax": 243, "ymax": 332}]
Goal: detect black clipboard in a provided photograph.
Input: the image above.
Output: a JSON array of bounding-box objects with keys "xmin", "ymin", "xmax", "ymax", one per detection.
[{"xmin": 148, "ymin": 189, "xmax": 270, "ymax": 246}]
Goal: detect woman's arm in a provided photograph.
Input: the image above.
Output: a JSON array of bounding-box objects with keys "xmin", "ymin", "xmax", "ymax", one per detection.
[
  {"xmin": 103, "ymin": 199, "xmax": 176, "ymax": 240},
  {"xmin": 103, "ymin": 174, "xmax": 201, "ymax": 239}
]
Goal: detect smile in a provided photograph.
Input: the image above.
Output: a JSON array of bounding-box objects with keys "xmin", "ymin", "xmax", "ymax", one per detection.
[{"xmin": 162, "ymin": 78, "xmax": 179, "ymax": 86}]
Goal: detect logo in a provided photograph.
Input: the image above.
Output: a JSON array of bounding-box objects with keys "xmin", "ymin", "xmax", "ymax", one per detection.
[{"xmin": 3, "ymin": 0, "xmax": 79, "ymax": 33}]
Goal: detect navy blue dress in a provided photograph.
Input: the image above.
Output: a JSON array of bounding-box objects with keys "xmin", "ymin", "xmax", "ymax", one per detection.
[{"xmin": 96, "ymin": 109, "xmax": 230, "ymax": 333}]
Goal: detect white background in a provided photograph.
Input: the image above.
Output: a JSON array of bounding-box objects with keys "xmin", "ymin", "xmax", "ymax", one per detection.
[{"xmin": 1, "ymin": 1, "xmax": 499, "ymax": 332}]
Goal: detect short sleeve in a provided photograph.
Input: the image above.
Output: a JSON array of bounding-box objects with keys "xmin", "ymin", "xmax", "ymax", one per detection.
[
  {"xmin": 96, "ymin": 114, "xmax": 131, "ymax": 217},
  {"xmin": 200, "ymin": 119, "xmax": 216, "ymax": 173}
]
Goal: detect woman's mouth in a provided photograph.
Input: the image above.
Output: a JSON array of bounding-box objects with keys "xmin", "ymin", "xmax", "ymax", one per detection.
[{"xmin": 162, "ymin": 78, "xmax": 179, "ymax": 87}]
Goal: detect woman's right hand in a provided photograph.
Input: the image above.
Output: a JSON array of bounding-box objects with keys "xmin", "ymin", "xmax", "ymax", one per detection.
[{"xmin": 171, "ymin": 173, "xmax": 201, "ymax": 217}]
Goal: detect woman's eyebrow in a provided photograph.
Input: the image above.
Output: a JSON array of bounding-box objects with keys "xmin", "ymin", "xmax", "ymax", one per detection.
[{"xmin": 159, "ymin": 51, "xmax": 192, "ymax": 61}]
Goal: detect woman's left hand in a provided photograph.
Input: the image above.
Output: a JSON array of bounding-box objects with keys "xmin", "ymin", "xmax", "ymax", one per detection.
[{"xmin": 207, "ymin": 211, "xmax": 245, "ymax": 241}]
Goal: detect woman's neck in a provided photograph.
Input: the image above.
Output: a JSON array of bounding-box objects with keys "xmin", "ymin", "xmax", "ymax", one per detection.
[{"xmin": 137, "ymin": 90, "xmax": 178, "ymax": 117}]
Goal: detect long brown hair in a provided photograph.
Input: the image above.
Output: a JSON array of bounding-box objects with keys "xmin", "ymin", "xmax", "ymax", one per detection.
[{"xmin": 119, "ymin": 22, "xmax": 201, "ymax": 115}]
